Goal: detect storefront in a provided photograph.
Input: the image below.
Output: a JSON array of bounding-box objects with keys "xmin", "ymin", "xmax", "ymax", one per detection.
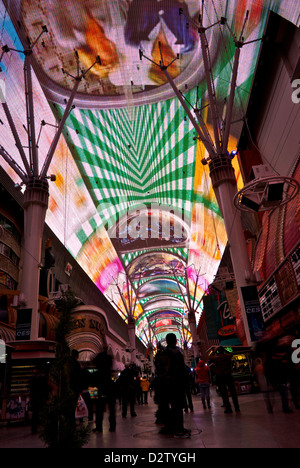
[
  {"xmin": 208, "ymin": 346, "xmax": 255, "ymax": 394},
  {"xmin": 0, "ymin": 297, "xmax": 131, "ymax": 422},
  {"xmin": 69, "ymin": 306, "xmax": 130, "ymax": 369},
  {"xmin": 0, "ymin": 336, "xmax": 56, "ymax": 423}
]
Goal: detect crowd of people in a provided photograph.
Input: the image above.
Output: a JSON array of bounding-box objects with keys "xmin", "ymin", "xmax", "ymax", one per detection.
[
  {"xmin": 29, "ymin": 332, "xmax": 300, "ymax": 438},
  {"xmin": 253, "ymin": 334, "xmax": 300, "ymax": 414}
]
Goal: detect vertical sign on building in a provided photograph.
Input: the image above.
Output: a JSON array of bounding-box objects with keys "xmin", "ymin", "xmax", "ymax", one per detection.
[
  {"xmin": 241, "ymin": 286, "xmax": 265, "ymax": 342},
  {"xmin": 16, "ymin": 309, "xmax": 32, "ymax": 340}
]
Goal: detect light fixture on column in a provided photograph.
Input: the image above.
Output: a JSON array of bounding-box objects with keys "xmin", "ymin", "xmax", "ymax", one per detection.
[
  {"xmin": 266, "ymin": 181, "xmax": 284, "ymax": 203},
  {"xmin": 234, "ymin": 165, "xmax": 299, "ymax": 212},
  {"xmin": 240, "ymin": 194, "xmax": 260, "ymax": 212}
]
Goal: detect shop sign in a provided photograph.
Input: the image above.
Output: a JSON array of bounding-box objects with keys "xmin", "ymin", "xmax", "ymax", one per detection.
[
  {"xmin": 217, "ymin": 300, "xmax": 233, "ymax": 321},
  {"xmin": 259, "ymin": 277, "xmax": 281, "ymax": 321},
  {"xmin": 259, "ymin": 243, "xmax": 300, "ymax": 322},
  {"xmin": 275, "ymin": 259, "xmax": 298, "ymax": 306},
  {"xmin": 72, "ymin": 317, "xmax": 86, "ymax": 329},
  {"xmin": 16, "ymin": 309, "xmax": 32, "ymax": 340},
  {"xmin": 218, "ymin": 324, "xmax": 236, "ymax": 337},
  {"xmin": 71, "ymin": 316, "xmax": 105, "ymax": 334},
  {"xmin": 204, "ymin": 294, "xmax": 238, "ymax": 341},
  {"xmin": 241, "ymin": 286, "xmax": 265, "ymax": 342}
]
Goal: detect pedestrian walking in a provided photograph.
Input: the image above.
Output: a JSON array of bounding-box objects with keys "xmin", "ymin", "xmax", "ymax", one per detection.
[
  {"xmin": 93, "ymin": 346, "xmax": 116, "ymax": 432},
  {"xmin": 140, "ymin": 376, "xmax": 150, "ymax": 404},
  {"xmin": 118, "ymin": 363, "xmax": 138, "ymax": 418},
  {"xmin": 209, "ymin": 346, "xmax": 240, "ymax": 414},
  {"xmin": 196, "ymin": 360, "xmax": 211, "ymax": 409},
  {"xmin": 158, "ymin": 333, "xmax": 191, "ymax": 437}
]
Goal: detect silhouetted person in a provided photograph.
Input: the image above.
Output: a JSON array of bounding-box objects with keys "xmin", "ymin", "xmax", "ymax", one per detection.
[
  {"xmin": 158, "ymin": 333, "xmax": 190, "ymax": 437},
  {"xmin": 209, "ymin": 346, "xmax": 240, "ymax": 414},
  {"xmin": 93, "ymin": 347, "xmax": 116, "ymax": 432},
  {"xmin": 267, "ymin": 337, "xmax": 298, "ymax": 413},
  {"xmin": 30, "ymin": 365, "xmax": 49, "ymax": 434},
  {"xmin": 118, "ymin": 364, "xmax": 138, "ymax": 418}
]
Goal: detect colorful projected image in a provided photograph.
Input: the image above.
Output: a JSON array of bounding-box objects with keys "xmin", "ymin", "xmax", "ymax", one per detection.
[
  {"xmin": 143, "ymin": 297, "xmax": 185, "ymax": 311},
  {"xmin": 75, "ymin": 227, "xmax": 124, "ymax": 292},
  {"xmin": 138, "ymin": 278, "xmax": 185, "ymax": 298},
  {"xmin": 16, "ymin": 0, "xmax": 201, "ymax": 101},
  {"xmin": 127, "ymin": 251, "xmax": 186, "ymax": 281},
  {"xmin": 8, "ymin": 0, "xmax": 292, "ymax": 109},
  {"xmin": 148, "ymin": 309, "xmax": 183, "ymax": 319},
  {"xmin": 155, "ymin": 319, "xmax": 173, "ymax": 328},
  {"xmin": 109, "ymin": 207, "xmax": 190, "ymax": 253},
  {"xmin": 155, "ymin": 329, "xmax": 188, "ymax": 347}
]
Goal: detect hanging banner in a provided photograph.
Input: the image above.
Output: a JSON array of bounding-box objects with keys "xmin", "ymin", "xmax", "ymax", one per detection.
[
  {"xmin": 241, "ymin": 286, "xmax": 265, "ymax": 342},
  {"xmin": 203, "ymin": 293, "xmax": 240, "ymax": 344},
  {"xmin": 16, "ymin": 309, "xmax": 32, "ymax": 341},
  {"xmin": 203, "ymin": 295, "xmax": 222, "ymax": 340}
]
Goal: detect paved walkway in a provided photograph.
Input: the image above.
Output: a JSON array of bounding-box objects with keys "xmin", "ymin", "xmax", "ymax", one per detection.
[{"xmin": 0, "ymin": 388, "xmax": 300, "ymax": 449}]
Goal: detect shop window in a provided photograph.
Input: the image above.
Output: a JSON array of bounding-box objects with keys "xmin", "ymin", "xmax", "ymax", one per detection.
[
  {"xmin": 231, "ymin": 353, "xmax": 251, "ymax": 376},
  {"xmin": 0, "ymin": 242, "xmax": 20, "ymax": 266},
  {"xmin": 0, "ymin": 270, "xmax": 17, "ymax": 290},
  {"xmin": 0, "ymin": 214, "xmax": 21, "ymax": 243}
]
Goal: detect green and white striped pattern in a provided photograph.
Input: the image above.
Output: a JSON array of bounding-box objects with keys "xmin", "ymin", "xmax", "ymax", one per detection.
[
  {"xmin": 51, "ymin": 93, "xmax": 197, "ymax": 253},
  {"xmin": 50, "ymin": 94, "xmax": 200, "ymax": 344}
]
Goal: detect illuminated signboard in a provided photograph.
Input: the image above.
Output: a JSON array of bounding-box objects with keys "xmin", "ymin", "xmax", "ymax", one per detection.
[{"xmin": 259, "ymin": 243, "xmax": 300, "ymax": 322}]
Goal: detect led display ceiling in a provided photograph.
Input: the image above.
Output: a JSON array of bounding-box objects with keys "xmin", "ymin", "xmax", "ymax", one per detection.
[
  {"xmin": 127, "ymin": 251, "xmax": 186, "ymax": 280},
  {"xmin": 0, "ymin": 0, "xmax": 298, "ymax": 349},
  {"xmin": 14, "ymin": 0, "xmax": 202, "ymax": 105}
]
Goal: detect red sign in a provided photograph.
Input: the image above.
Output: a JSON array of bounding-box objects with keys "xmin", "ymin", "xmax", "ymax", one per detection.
[{"xmin": 218, "ymin": 324, "xmax": 236, "ymax": 337}]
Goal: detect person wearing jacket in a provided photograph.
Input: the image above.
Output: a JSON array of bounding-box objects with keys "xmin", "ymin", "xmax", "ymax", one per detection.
[
  {"xmin": 158, "ymin": 333, "xmax": 191, "ymax": 437},
  {"xmin": 196, "ymin": 360, "xmax": 211, "ymax": 409},
  {"xmin": 209, "ymin": 346, "xmax": 240, "ymax": 414},
  {"xmin": 140, "ymin": 376, "xmax": 151, "ymax": 404}
]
